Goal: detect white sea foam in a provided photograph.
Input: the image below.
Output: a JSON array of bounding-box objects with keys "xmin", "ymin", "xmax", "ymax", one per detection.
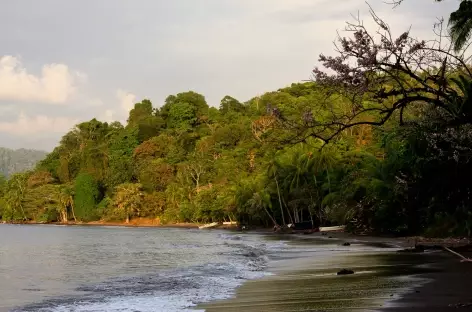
[{"xmin": 13, "ymin": 233, "xmax": 286, "ymax": 312}]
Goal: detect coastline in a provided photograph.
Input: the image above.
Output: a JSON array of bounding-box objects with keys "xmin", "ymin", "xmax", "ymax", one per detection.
[
  {"xmin": 198, "ymin": 233, "xmax": 472, "ymax": 312},
  {"xmin": 2, "ymin": 222, "xmax": 471, "ymax": 310},
  {"xmin": 2, "ymin": 219, "xmax": 208, "ymax": 229}
]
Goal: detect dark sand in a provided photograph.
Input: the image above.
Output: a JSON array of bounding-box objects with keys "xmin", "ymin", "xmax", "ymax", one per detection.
[
  {"xmin": 382, "ymin": 252, "xmax": 472, "ymax": 311},
  {"xmin": 199, "ymin": 233, "xmax": 472, "ymax": 312}
]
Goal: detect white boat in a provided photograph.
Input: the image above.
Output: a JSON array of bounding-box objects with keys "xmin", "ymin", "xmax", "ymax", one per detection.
[
  {"xmin": 319, "ymin": 225, "xmax": 346, "ymax": 232},
  {"xmin": 198, "ymin": 222, "xmax": 219, "ymax": 229}
]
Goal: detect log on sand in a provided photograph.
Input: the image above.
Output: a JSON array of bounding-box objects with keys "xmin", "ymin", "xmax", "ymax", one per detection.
[{"xmin": 444, "ymin": 246, "xmax": 472, "ymax": 263}]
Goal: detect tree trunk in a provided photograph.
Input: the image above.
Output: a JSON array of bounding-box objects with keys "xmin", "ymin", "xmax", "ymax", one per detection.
[
  {"xmin": 63, "ymin": 210, "xmax": 68, "ymax": 223},
  {"xmin": 274, "ymin": 176, "xmax": 286, "ymax": 226},
  {"xmin": 263, "ymin": 206, "xmax": 278, "ymax": 227},
  {"xmin": 18, "ymin": 203, "xmax": 27, "ymax": 221},
  {"xmin": 308, "ymin": 207, "xmax": 314, "ymax": 228},
  {"xmin": 293, "ymin": 208, "xmax": 299, "ymax": 223},
  {"xmin": 70, "ymin": 198, "xmax": 77, "ymax": 222},
  {"xmin": 326, "ymin": 168, "xmax": 331, "ymax": 194},
  {"xmin": 312, "ymin": 176, "xmax": 323, "ymax": 224},
  {"xmin": 282, "ymin": 197, "xmax": 294, "ymax": 224}
]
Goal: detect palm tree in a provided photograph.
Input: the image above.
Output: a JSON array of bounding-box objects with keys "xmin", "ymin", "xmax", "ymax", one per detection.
[
  {"xmin": 449, "ymin": 74, "xmax": 472, "ymax": 119},
  {"xmin": 57, "ymin": 185, "xmax": 76, "ymax": 223},
  {"xmin": 233, "ymin": 179, "xmax": 277, "ymax": 226},
  {"xmin": 283, "ymin": 149, "xmax": 310, "ymax": 192},
  {"xmin": 281, "ymin": 149, "xmax": 311, "ymax": 223},
  {"xmin": 396, "ymin": 1, "xmax": 472, "ymax": 52},
  {"xmin": 266, "ymin": 159, "xmax": 287, "ymax": 226},
  {"xmin": 448, "ymin": 0, "xmax": 472, "ymax": 52},
  {"xmin": 247, "ymin": 190, "xmax": 279, "ymax": 227},
  {"xmin": 308, "ymin": 147, "xmax": 338, "ymax": 194},
  {"xmin": 5, "ymin": 174, "xmax": 28, "ymax": 221}
]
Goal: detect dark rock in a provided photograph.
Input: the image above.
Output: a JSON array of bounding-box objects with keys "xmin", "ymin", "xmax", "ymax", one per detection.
[
  {"xmin": 337, "ymin": 269, "xmax": 355, "ymax": 275},
  {"xmin": 328, "ymin": 236, "xmax": 333, "ymax": 239},
  {"xmin": 342, "ymin": 242, "xmax": 351, "ymax": 246}
]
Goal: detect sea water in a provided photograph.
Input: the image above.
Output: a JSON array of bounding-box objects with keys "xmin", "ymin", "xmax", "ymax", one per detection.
[{"xmin": 0, "ymin": 225, "xmax": 285, "ymax": 312}]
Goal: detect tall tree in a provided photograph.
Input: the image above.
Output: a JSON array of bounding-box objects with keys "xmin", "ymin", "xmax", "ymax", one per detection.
[
  {"xmin": 219, "ymin": 96, "xmax": 244, "ymax": 115},
  {"xmin": 266, "ymin": 159, "xmax": 286, "ymax": 226},
  {"xmin": 127, "ymin": 99, "xmax": 165, "ymax": 142},
  {"xmin": 106, "ymin": 128, "xmax": 139, "ymax": 188},
  {"xmin": 161, "ymin": 92, "xmax": 209, "ymax": 129},
  {"xmin": 113, "ymin": 183, "xmax": 144, "ymax": 223},
  {"xmin": 74, "ymin": 173, "xmax": 100, "ymax": 221}
]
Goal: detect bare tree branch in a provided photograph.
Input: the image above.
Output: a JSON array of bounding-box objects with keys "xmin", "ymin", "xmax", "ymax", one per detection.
[{"xmin": 261, "ymin": 8, "xmax": 472, "ymax": 145}]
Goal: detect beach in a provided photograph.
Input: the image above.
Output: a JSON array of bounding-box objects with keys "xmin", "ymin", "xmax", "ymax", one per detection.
[
  {"xmin": 200, "ymin": 233, "xmax": 472, "ymax": 311},
  {"xmin": 2, "ymin": 224, "xmax": 471, "ymax": 311},
  {"xmin": 382, "ymin": 251, "xmax": 472, "ymax": 311}
]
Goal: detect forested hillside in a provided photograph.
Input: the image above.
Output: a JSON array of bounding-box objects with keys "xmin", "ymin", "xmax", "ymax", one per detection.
[
  {"xmin": 1, "ymin": 5, "xmax": 472, "ymax": 237},
  {"xmin": 0, "ymin": 148, "xmax": 46, "ymax": 178}
]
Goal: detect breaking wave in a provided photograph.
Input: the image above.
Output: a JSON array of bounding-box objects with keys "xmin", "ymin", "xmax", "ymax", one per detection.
[{"xmin": 11, "ymin": 233, "xmax": 286, "ymax": 312}]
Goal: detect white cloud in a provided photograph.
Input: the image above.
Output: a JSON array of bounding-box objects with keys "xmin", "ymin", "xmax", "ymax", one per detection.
[
  {"xmin": 0, "ymin": 0, "xmax": 457, "ymax": 151},
  {"xmin": 116, "ymin": 89, "xmax": 136, "ymax": 113},
  {"xmin": 0, "ymin": 105, "xmax": 15, "ymax": 115},
  {"xmin": 239, "ymin": 0, "xmax": 348, "ymax": 13},
  {"xmin": 101, "ymin": 109, "xmax": 115, "ymax": 123},
  {"xmin": 0, "ymin": 56, "xmax": 81, "ymax": 104},
  {"xmin": 88, "ymin": 98, "xmax": 104, "ymax": 107},
  {"xmin": 0, "ymin": 112, "xmax": 77, "ymax": 136}
]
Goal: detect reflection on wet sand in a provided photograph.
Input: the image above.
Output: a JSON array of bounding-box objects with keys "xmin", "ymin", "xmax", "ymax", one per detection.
[{"xmin": 200, "ymin": 236, "xmax": 446, "ymax": 312}]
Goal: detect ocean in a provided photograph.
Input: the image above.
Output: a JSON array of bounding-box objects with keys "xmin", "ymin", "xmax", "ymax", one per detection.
[
  {"xmin": 0, "ymin": 225, "xmax": 284, "ymax": 312},
  {"xmin": 0, "ymin": 224, "xmax": 440, "ymax": 312}
]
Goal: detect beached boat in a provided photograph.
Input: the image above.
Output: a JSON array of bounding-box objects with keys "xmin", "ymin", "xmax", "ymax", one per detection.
[
  {"xmin": 319, "ymin": 225, "xmax": 346, "ymax": 232},
  {"xmin": 198, "ymin": 222, "xmax": 219, "ymax": 229}
]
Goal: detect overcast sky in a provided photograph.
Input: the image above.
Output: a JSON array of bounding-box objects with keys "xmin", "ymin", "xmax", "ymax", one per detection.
[{"xmin": 0, "ymin": 0, "xmax": 457, "ymax": 151}]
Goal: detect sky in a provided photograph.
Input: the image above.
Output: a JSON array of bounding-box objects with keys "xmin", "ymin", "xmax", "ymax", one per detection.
[{"xmin": 0, "ymin": 0, "xmax": 458, "ymax": 151}]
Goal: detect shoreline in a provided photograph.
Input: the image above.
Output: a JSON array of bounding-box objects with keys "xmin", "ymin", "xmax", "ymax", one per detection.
[
  {"xmin": 198, "ymin": 232, "xmax": 472, "ymax": 312},
  {"xmin": 2, "ymin": 219, "xmax": 470, "ymax": 244},
  {"xmin": 0, "ymin": 219, "xmax": 236, "ymax": 230},
  {"xmin": 2, "ymin": 223, "xmax": 471, "ymax": 310},
  {"xmin": 381, "ymin": 247, "xmax": 472, "ymax": 311},
  {"xmin": 3, "ymin": 220, "xmax": 470, "ymax": 244}
]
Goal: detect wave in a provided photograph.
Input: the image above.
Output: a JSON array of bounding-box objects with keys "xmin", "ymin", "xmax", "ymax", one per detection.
[{"xmin": 11, "ymin": 234, "xmax": 285, "ymax": 312}]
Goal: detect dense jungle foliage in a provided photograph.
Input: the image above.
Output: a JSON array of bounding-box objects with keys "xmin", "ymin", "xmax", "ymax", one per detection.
[
  {"xmin": 1, "ymin": 2, "xmax": 472, "ymax": 237},
  {"xmin": 0, "ymin": 81, "xmax": 469, "ymax": 236}
]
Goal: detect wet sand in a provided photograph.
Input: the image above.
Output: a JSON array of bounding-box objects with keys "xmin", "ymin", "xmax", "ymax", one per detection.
[
  {"xmin": 199, "ymin": 233, "xmax": 466, "ymax": 312},
  {"xmin": 382, "ymin": 252, "xmax": 472, "ymax": 311}
]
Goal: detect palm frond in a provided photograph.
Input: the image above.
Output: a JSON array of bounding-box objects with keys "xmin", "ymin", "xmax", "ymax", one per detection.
[{"xmin": 448, "ymin": 0, "xmax": 472, "ymax": 52}]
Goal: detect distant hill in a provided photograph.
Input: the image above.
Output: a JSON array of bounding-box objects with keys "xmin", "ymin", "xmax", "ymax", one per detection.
[{"xmin": 0, "ymin": 147, "xmax": 47, "ymax": 178}]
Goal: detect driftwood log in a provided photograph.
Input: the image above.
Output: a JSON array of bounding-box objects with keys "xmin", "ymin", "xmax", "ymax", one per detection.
[{"xmin": 444, "ymin": 247, "xmax": 472, "ymax": 263}]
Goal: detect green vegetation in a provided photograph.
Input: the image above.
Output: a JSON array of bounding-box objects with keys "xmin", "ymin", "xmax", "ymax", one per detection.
[{"xmin": 1, "ymin": 2, "xmax": 472, "ymax": 237}]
